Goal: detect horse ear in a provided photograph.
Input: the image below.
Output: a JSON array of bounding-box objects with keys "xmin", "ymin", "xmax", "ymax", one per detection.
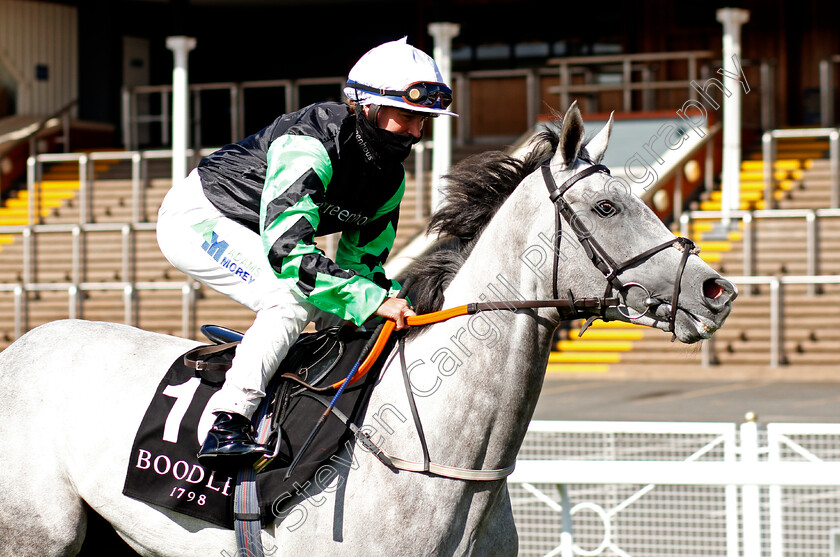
[
  {"xmin": 584, "ymin": 111, "xmax": 613, "ymax": 164},
  {"xmin": 553, "ymin": 100, "xmax": 585, "ymax": 168}
]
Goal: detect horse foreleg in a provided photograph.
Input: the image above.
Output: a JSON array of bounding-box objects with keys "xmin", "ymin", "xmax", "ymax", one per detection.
[
  {"xmin": 462, "ymin": 484, "xmax": 518, "ymax": 556},
  {"xmin": 0, "ymin": 333, "xmax": 89, "ymax": 556},
  {"xmin": 0, "ymin": 428, "xmax": 88, "ymax": 557}
]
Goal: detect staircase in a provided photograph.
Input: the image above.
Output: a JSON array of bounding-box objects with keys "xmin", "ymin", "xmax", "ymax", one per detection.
[{"xmin": 548, "ymin": 136, "xmax": 840, "ymax": 376}]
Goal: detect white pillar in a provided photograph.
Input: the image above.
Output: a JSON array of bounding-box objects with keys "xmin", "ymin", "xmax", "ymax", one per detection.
[
  {"xmin": 427, "ymin": 22, "xmax": 460, "ymax": 212},
  {"xmin": 166, "ymin": 36, "xmax": 197, "ymax": 184},
  {"xmin": 740, "ymin": 413, "xmax": 761, "ymax": 557},
  {"xmin": 716, "ymin": 8, "xmax": 750, "ymax": 226}
]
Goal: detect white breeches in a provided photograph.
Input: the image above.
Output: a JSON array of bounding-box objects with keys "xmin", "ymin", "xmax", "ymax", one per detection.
[{"xmin": 156, "ymin": 170, "xmax": 342, "ymax": 418}]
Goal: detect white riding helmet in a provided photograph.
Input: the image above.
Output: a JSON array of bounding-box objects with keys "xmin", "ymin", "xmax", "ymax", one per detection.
[{"xmin": 344, "ymin": 37, "xmax": 458, "ymax": 118}]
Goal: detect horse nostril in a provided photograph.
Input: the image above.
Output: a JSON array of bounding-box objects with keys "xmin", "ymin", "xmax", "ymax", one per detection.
[{"xmin": 703, "ymin": 278, "xmax": 725, "ymax": 300}]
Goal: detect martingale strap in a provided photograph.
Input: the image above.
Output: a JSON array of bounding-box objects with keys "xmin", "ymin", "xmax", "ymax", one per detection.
[
  {"xmin": 297, "ymin": 388, "xmax": 516, "ymax": 482},
  {"xmin": 398, "ymin": 337, "xmax": 431, "ymax": 473}
]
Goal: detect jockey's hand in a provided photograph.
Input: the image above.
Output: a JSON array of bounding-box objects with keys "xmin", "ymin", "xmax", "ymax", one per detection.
[{"xmin": 375, "ymin": 297, "xmax": 416, "ymax": 330}]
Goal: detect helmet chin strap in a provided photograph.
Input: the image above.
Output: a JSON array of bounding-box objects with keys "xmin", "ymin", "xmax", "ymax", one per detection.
[{"xmin": 351, "ymin": 86, "xmax": 380, "ymax": 125}]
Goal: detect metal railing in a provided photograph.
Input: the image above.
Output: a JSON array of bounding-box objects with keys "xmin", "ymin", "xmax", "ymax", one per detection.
[
  {"xmin": 761, "ymin": 127, "xmax": 840, "ymax": 208},
  {"xmin": 0, "ymin": 98, "xmax": 77, "ymax": 193},
  {"xmin": 546, "ymin": 52, "xmax": 776, "ymax": 132},
  {"xmin": 24, "ymin": 148, "xmax": 216, "ymax": 226},
  {"xmin": 122, "ymin": 69, "xmax": 555, "ymax": 148},
  {"xmin": 681, "ymin": 208, "xmax": 840, "ymax": 294},
  {"xmin": 0, "ymin": 221, "xmax": 197, "ymax": 339},
  {"xmin": 548, "ymin": 50, "xmax": 715, "ymax": 113},
  {"xmin": 0, "ymin": 144, "xmax": 435, "ymax": 343},
  {"xmin": 0, "ymin": 272, "xmax": 196, "ymax": 340},
  {"xmin": 682, "ymin": 208, "xmax": 840, "ymax": 367},
  {"xmin": 121, "ymin": 77, "xmax": 346, "ymax": 150},
  {"xmin": 695, "ymin": 273, "xmax": 840, "ymax": 369},
  {"xmin": 511, "ymin": 419, "xmax": 840, "ymax": 557},
  {"xmin": 30, "ymin": 99, "xmax": 78, "ymax": 156},
  {"xmin": 723, "ymin": 274, "xmax": 840, "ymax": 368},
  {"xmin": 0, "ymin": 149, "xmax": 218, "ymax": 340},
  {"xmin": 121, "ymin": 50, "xmax": 776, "ymax": 151}
]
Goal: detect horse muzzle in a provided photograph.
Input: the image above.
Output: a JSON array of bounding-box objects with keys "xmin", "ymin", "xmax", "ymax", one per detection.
[{"xmin": 615, "ymin": 274, "xmax": 737, "ymax": 343}]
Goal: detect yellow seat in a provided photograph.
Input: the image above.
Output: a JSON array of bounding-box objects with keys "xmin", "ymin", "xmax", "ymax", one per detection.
[
  {"xmin": 699, "ymin": 252, "xmax": 722, "ymax": 263},
  {"xmin": 546, "ymin": 363, "xmax": 610, "ymax": 373},
  {"xmin": 740, "ymin": 159, "xmax": 801, "ymax": 171},
  {"xmin": 567, "ymin": 328, "xmax": 645, "ymax": 340},
  {"xmin": 548, "ymin": 351, "xmax": 622, "ymax": 363},
  {"xmin": 710, "ymin": 190, "xmax": 762, "ymax": 202},
  {"xmin": 555, "ymin": 340, "xmax": 634, "ymax": 352},
  {"xmin": 0, "ymin": 208, "xmax": 52, "ymax": 219},
  {"xmin": 4, "ymin": 197, "xmax": 64, "ymax": 209},
  {"xmin": 697, "ymin": 240, "xmax": 732, "ymax": 251},
  {"xmin": 0, "ymin": 216, "xmax": 32, "ymax": 226}
]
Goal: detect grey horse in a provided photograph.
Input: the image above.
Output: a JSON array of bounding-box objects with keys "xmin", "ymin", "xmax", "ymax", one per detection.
[{"xmin": 0, "ymin": 102, "xmax": 735, "ymax": 556}]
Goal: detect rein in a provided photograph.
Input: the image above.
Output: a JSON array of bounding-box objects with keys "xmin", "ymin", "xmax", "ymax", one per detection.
[{"xmin": 332, "ymin": 294, "xmax": 619, "ymax": 389}]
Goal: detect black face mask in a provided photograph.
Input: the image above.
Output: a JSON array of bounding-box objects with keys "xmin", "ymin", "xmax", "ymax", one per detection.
[{"xmin": 355, "ymin": 107, "xmax": 420, "ymax": 168}]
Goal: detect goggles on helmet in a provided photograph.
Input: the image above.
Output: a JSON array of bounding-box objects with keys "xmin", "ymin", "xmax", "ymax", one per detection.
[{"xmin": 348, "ymin": 80, "xmax": 453, "ymax": 110}]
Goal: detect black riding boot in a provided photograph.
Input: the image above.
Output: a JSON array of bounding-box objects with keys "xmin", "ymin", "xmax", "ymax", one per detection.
[{"xmin": 197, "ymin": 412, "xmax": 268, "ymax": 467}]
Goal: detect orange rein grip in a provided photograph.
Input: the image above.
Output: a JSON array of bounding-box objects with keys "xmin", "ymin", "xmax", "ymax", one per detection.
[
  {"xmin": 329, "ymin": 305, "xmax": 472, "ymax": 389},
  {"xmin": 405, "ymin": 305, "xmax": 470, "ymax": 326},
  {"xmin": 329, "ymin": 320, "xmax": 395, "ymax": 390}
]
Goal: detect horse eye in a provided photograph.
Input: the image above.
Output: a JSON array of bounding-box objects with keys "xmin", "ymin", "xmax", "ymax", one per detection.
[{"xmin": 593, "ymin": 199, "xmax": 618, "ymax": 218}]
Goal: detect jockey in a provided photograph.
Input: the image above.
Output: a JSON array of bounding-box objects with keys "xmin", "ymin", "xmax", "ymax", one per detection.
[{"xmin": 156, "ymin": 37, "xmax": 457, "ymax": 468}]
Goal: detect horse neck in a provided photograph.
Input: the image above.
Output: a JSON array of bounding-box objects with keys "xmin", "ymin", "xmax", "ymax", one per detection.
[
  {"xmin": 403, "ymin": 179, "xmax": 558, "ymax": 466},
  {"xmin": 446, "ymin": 174, "xmax": 558, "ymax": 325}
]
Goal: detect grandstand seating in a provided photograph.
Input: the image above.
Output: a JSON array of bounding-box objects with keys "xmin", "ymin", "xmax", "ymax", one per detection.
[
  {"xmin": 1, "ymin": 138, "xmax": 838, "ymax": 377},
  {"xmin": 0, "ymin": 152, "xmax": 433, "ymax": 349}
]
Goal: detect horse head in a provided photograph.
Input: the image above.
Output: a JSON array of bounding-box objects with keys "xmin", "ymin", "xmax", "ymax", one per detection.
[{"xmin": 542, "ymin": 101, "xmax": 737, "ymax": 343}]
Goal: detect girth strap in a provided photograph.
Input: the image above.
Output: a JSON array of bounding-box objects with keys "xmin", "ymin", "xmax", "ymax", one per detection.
[
  {"xmin": 233, "ymin": 378, "xmax": 278, "ymax": 557},
  {"xmin": 233, "ymin": 467, "xmax": 263, "ymax": 557}
]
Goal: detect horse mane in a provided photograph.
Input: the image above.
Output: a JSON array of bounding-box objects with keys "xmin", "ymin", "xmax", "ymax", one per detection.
[{"xmin": 403, "ymin": 116, "xmax": 564, "ymax": 315}]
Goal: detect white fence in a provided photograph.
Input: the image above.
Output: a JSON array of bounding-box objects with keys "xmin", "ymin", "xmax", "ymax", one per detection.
[{"xmin": 510, "ymin": 420, "xmax": 840, "ymax": 557}]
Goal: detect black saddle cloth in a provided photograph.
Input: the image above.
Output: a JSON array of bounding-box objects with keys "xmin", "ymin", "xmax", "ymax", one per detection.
[{"xmin": 122, "ymin": 323, "xmax": 393, "ymax": 528}]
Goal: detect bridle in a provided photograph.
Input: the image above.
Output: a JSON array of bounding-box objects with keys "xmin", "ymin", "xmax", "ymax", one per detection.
[{"xmin": 540, "ymin": 158, "xmax": 700, "ymax": 338}]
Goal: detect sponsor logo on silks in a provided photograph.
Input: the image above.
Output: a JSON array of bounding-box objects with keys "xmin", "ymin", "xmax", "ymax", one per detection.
[
  {"xmin": 192, "ymin": 219, "xmax": 261, "ymax": 284},
  {"xmin": 315, "ymin": 201, "xmax": 369, "ymax": 226}
]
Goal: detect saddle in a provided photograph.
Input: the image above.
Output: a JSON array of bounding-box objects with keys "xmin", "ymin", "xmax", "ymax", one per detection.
[{"xmin": 123, "ymin": 322, "xmax": 395, "ymax": 528}]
